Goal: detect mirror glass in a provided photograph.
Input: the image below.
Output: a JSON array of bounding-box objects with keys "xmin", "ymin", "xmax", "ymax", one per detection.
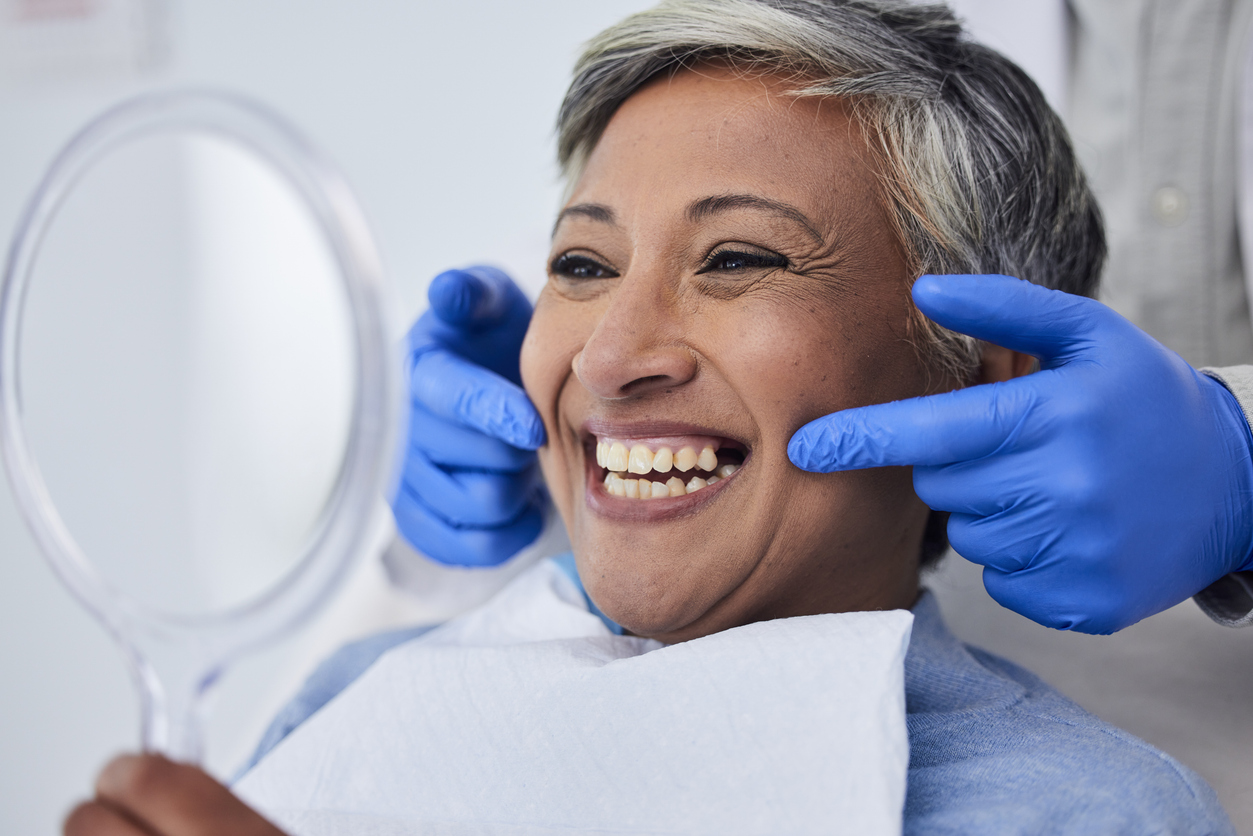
[{"xmin": 20, "ymin": 130, "xmax": 355, "ymax": 618}]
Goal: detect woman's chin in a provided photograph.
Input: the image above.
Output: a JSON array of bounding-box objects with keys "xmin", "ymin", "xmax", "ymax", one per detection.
[{"xmin": 573, "ymin": 541, "xmax": 748, "ymax": 641}]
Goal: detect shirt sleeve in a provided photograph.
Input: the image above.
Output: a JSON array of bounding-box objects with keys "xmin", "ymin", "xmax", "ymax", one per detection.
[{"xmin": 1195, "ymin": 366, "xmax": 1253, "ymax": 627}]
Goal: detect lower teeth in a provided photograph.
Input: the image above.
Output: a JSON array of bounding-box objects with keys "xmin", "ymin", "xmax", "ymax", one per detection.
[{"xmin": 603, "ymin": 463, "xmax": 738, "ymax": 498}]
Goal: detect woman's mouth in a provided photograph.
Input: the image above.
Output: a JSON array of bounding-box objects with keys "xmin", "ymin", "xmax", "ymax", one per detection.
[
  {"xmin": 584, "ymin": 431, "xmax": 748, "ymax": 517},
  {"xmin": 595, "ymin": 435, "xmax": 743, "ymax": 497}
]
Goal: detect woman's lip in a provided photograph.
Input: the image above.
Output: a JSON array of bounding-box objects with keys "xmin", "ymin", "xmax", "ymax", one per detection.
[
  {"xmin": 582, "ymin": 443, "xmax": 743, "ymax": 523},
  {"xmin": 580, "ymin": 418, "xmax": 750, "ymax": 450}
]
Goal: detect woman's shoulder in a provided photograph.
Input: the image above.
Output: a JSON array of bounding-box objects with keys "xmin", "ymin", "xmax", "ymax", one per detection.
[
  {"xmin": 905, "ymin": 592, "xmax": 1235, "ymax": 835},
  {"xmin": 238, "ymin": 623, "xmax": 435, "ymax": 777},
  {"xmin": 238, "ymin": 556, "xmax": 616, "ymax": 778}
]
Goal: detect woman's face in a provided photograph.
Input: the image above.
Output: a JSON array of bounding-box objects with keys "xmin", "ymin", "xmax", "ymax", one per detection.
[{"xmin": 521, "ymin": 67, "xmax": 936, "ymax": 643}]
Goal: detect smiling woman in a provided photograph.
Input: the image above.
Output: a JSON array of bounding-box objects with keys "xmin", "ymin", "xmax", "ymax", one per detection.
[
  {"xmin": 64, "ymin": 2, "xmax": 1238, "ymax": 835},
  {"xmin": 526, "ymin": 68, "xmax": 932, "ymax": 641}
]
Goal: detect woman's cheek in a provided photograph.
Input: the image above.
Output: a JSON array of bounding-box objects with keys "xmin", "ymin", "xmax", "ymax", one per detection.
[
  {"xmin": 522, "ymin": 295, "xmax": 599, "ymax": 400},
  {"xmin": 521, "ymin": 299, "xmax": 564, "ymax": 405},
  {"xmin": 521, "ymin": 295, "xmax": 586, "ymax": 511},
  {"xmin": 518, "ymin": 295, "xmax": 550, "ymax": 403}
]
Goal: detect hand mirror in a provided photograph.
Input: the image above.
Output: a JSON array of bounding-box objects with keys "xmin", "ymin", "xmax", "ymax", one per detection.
[{"xmin": 0, "ymin": 91, "xmax": 400, "ymax": 764}]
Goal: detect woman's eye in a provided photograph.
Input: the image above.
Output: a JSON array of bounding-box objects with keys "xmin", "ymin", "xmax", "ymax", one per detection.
[
  {"xmin": 697, "ymin": 249, "xmax": 788, "ymax": 274},
  {"xmin": 551, "ymin": 253, "xmax": 618, "ymax": 280}
]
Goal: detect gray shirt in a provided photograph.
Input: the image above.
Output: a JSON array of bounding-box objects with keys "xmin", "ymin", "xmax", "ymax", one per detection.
[
  {"xmin": 1068, "ymin": 0, "xmax": 1253, "ymax": 624},
  {"xmin": 1070, "ymin": 0, "xmax": 1253, "ymax": 367}
]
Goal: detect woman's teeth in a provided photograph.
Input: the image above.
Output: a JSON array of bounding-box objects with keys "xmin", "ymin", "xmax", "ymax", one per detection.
[
  {"xmin": 603, "ymin": 471, "xmax": 734, "ymax": 497},
  {"xmin": 596, "ymin": 441, "xmax": 719, "ymax": 475},
  {"xmin": 596, "ymin": 439, "xmax": 741, "ymax": 499}
]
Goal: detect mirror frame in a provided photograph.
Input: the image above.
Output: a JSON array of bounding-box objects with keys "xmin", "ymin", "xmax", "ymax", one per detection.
[{"xmin": 0, "ymin": 90, "xmax": 401, "ymax": 760}]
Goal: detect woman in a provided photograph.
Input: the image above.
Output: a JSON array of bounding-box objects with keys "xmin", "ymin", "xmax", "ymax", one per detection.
[{"xmin": 65, "ymin": 1, "xmax": 1235, "ymax": 833}]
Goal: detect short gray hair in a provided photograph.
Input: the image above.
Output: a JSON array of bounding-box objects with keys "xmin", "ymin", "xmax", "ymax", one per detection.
[{"xmin": 556, "ymin": 0, "xmax": 1106, "ymax": 384}]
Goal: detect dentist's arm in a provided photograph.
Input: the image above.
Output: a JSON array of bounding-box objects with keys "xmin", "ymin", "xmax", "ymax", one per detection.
[
  {"xmin": 392, "ymin": 266, "xmax": 547, "ymax": 567},
  {"xmin": 789, "ymin": 274, "xmax": 1253, "ymax": 635}
]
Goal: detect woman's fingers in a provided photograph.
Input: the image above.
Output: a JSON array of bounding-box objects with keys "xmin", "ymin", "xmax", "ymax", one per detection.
[
  {"xmin": 92, "ymin": 754, "xmax": 287, "ymax": 836},
  {"xmin": 65, "ymin": 800, "xmax": 156, "ymax": 836}
]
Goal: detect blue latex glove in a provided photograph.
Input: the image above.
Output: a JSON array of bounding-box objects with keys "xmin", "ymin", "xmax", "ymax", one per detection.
[
  {"xmin": 789, "ymin": 274, "xmax": 1253, "ymax": 634},
  {"xmin": 392, "ymin": 266, "xmax": 547, "ymax": 567}
]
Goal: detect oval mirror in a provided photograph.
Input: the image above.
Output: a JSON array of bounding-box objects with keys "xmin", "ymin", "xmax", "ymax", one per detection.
[{"xmin": 1, "ymin": 92, "xmax": 400, "ymax": 763}]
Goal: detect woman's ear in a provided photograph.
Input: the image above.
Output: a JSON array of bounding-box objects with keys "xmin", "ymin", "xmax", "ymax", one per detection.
[{"xmin": 977, "ymin": 343, "xmax": 1037, "ymax": 384}]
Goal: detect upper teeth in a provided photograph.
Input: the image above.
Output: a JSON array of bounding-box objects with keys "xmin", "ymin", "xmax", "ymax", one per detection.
[{"xmin": 596, "ymin": 440, "xmax": 722, "ymax": 476}]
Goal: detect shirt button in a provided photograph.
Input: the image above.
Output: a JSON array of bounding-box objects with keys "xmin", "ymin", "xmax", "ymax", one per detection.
[{"xmin": 1151, "ymin": 186, "xmax": 1189, "ymax": 226}]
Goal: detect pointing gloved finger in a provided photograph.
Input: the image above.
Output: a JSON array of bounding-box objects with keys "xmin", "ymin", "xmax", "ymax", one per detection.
[
  {"xmin": 912, "ymin": 274, "xmax": 1118, "ymax": 363},
  {"xmin": 428, "ymin": 266, "xmax": 522, "ymax": 329},
  {"xmin": 398, "ymin": 450, "xmax": 539, "ymax": 528},
  {"xmin": 411, "ymin": 266, "xmax": 534, "ymax": 384},
  {"xmin": 410, "ymin": 350, "xmax": 545, "ymax": 451},
  {"xmin": 407, "ymin": 403, "xmax": 538, "ymax": 471},
  {"xmin": 392, "ymin": 487, "xmax": 546, "ymax": 567},
  {"xmin": 788, "ymin": 379, "xmax": 1037, "ymax": 472}
]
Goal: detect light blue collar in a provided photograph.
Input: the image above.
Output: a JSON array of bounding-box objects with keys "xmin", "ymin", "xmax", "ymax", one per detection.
[{"xmin": 551, "ymin": 552, "xmax": 625, "ymax": 635}]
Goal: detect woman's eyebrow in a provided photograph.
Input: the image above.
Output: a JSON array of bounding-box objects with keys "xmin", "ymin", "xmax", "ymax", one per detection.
[
  {"xmin": 552, "ymin": 203, "xmax": 616, "ymax": 237},
  {"xmin": 686, "ymin": 194, "xmax": 825, "ymax": 245}
]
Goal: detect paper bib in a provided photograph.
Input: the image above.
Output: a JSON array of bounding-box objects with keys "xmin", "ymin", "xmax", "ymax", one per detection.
[{"xmin": 236, "ymin": 560, "xmax": 912, "ymax": 835}]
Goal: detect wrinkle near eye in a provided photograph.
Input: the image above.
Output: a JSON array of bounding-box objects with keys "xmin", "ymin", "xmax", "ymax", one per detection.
[
  {"xmin": 689, "ymin": 228, "xmax": 858, "ymax": 301},
  {"xmin": 691, "ymin": 266, "xmax": 786, "ymax": 301}
]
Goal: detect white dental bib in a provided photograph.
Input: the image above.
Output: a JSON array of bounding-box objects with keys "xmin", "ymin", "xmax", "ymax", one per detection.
[{"xmin": 235, "ymin": 559, "xmax": 912, "ymax": 836}]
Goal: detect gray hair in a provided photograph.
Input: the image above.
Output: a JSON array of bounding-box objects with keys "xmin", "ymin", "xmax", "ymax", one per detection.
[{"xmin": 555, "ymin": 0, "xmax": 1106, "ymax": 384}]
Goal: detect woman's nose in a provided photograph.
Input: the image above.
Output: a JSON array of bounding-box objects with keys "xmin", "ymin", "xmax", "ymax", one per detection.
[{"xmin": 574, "ymin": 274, "xmax": 697, "ymax": 400}]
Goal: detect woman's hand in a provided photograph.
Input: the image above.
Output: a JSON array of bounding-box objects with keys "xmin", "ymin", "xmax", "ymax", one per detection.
[{"xmin": 64, "ymin": 754, "xmax": 286, "ymax": 836}]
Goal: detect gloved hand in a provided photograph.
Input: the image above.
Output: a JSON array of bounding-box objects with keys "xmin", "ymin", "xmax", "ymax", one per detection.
[
  {"xmin": 789, "ymin": 273, "xmax": 1253, "ymax": 634},
  {"xmin": 392, "ymin": 266, "xmax": 546, "ymax": 567}
]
